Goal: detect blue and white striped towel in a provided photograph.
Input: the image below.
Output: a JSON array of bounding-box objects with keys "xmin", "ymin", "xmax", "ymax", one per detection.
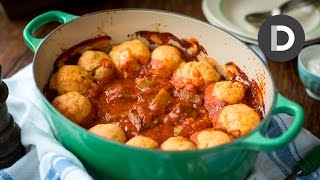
[
  {"xmin": 1, "ymin": 65, "xmax": 92, "ymax": 180},
  {"xmin": 1, "ymin": 50, "xmax": 319, "ymax": 179}
]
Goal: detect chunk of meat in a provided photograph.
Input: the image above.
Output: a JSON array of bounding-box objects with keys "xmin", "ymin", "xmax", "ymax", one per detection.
[
  {"xmin": 104, "ymin": 84, "xmax": 137, "ymax": 103},
  {"xmin": 128, "ymin": 105, "xmax": 153, "ymax": 131}
]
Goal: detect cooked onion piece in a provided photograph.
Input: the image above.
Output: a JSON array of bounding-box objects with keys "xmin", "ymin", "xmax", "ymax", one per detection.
[
  {"xmin": 191, "ymin": 129, "xmax": 232, "ymax": 149},
  {"xmin": 78, "ymin": 50, "xmax": 115, "ymax": 81},
  {"xmin": 126, "ymin": 136, "xmax": 158, "ymax": 149},
  {"xmin": 52, "ymin": 92, "xmax": 92, "ymax": 125},
  {"xmin": 49, "ymin": 65, "xmax": 96, "ymax": 95},
  {"xmin": 89, "ymin": 124, "xmax": 127, "ymax": 143},
  {"xmin": 109, "ymin": 39, "xmax": 151, "ymax": 78},
  {"xmin": 205, "ymin": 81, "xmax": 245, "ymax": 105},
  {"xmin": 150, "ymin": 45, "xmax": 185, "ymax": 77},
  {"xmin": 161, "ymin": 137, "xmax": 196, "ymax": 151},
  {"xmin": 216, "ymin": 104, "xmax": 260, "ymax": 137},
  {"xmin": 171, "ymin": 61, "xmax": 221, "ymax": 90}
]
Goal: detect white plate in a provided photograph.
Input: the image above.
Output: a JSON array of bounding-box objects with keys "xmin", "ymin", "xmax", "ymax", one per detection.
[{"xmin": 202, "ymin": 0, "xmax": 320, "ymax": 45}]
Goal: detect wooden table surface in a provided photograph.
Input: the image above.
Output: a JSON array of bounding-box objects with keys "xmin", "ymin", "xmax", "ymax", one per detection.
[{"xmin": 0, "ymin": 0, "xmax": 319, "ymax": 137}]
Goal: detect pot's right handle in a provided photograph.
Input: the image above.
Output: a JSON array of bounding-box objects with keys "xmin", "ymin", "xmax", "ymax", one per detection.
[
  {"xmin": 23, "ymin": 11, "xmax": 78, "ymax": 52},
  {"xmin": 240, "ymin": 93, "xmax": 304, "ymax": 151}
]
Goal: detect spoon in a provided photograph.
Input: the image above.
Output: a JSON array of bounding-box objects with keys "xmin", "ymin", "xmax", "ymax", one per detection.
[{"xmin": 245, "ymin": 0, "xmax": 320, "ymax": 28}]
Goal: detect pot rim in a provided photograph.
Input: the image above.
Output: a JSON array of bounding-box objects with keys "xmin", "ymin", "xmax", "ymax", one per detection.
[{"xmin": 31, "ymin": 9, "xmax": 277, "ymax": 154}]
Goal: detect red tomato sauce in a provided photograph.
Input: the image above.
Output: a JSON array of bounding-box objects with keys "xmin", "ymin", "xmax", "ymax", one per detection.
[
  {"xmin": 44, "ymin": 32, "xmax": 264, "ymax": 145},
  {"xmin": 85, "ymin": 66, "xmax": 212, "ymax": 143}
]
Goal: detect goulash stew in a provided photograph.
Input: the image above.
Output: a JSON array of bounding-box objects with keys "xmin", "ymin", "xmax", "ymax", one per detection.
[{"xmin": 44, "ymin": 32, "xmax": 264, "ymax": 151}]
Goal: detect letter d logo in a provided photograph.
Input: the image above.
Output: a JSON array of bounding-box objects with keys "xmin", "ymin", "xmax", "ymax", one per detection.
[
  {"xmin": 271, "ymin": 25, "xmax": 295, "ymax": 51},
  {"xmin": 258, "ymin": 15, "xmax": 304, "ymax": 62}
]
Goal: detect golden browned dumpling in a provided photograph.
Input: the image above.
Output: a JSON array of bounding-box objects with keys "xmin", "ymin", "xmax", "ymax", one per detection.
[
  {"xmin": 49, "ymin": 65, "xmax": 96, "ymax": 95},
  {"xmin": 216, "ymin": 104, "xmax": 260, "ymax": 137},
  {"xmin": 191, "ymin": 129, "xmax": 232, "ymax": 149},
  {"xmin": 150, "ymin": 45, "xmax": 184, "ymax": 77},
  {"xmin": 78, "ymin": 50, "xmax": 108, "ymax": 72},
  {"xmin": 52, "ymin": 92, "xmax": 92, "ymax": 125},
  {"xmin": 172, "ymin": 61, "xmax": 221, "ymax": 89},
  {"xmin": 89, "ymin": 124, "xmax": 126, "ymax": 143},
  {"xmin": 78, "ymin": 50, "xmax": 115, "ymax": 81},
  {"xmin": 205, "ymin": 81, "xmax": 245, "ymax": 105},
  {"xmin": 125, "ymin": 136, "xmax": 158, "ymax": 149},
  {"xmin": 161, "ymin": 137, "xmax": 196, "ymax": 151},
  {"xmin": 109, "ymin": 39, "xmax": 151, "ymax": 78}
]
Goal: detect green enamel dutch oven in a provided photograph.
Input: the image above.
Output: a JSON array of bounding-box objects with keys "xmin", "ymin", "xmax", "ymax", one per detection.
[{"xmin": 23, "ymin": 10, "xmax": 304, "ymax": 180}]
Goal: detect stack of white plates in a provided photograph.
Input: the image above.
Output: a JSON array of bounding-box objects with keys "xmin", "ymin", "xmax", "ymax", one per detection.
[{"xmin": 202, "ymin": 0, "xmax": 320, "ymax": 45}]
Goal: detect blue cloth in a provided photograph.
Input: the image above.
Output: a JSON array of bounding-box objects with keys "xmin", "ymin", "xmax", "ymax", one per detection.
[
  {"xmin": 0, "ymin": 65, "xmax": 92, "ymax": 180},
  {"xmin": 248, "ymin": 114, "xmax": 320, "ymax": 180}
]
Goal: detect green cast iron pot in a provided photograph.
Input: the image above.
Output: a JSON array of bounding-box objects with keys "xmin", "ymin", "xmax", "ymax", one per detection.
[{"xmin": 23, "ymin": 10, "xmax": 304, "ymax": 180}]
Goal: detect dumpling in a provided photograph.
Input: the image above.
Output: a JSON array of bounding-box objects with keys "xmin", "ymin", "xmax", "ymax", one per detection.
[
  {"xmin": 161, "ymin": 137, "xmax": 196, "ymax": 151},
  {"xmin": 191, "ymin": 129, "xmax": 232, "ymax": 149},
  {"xmin": 216, "ymin": 104, "xmax": 260, "ymax": 137},
  {"xmin": 125, "ymin": 136, "xmax": 158, "ymax": 149},
  {"xmin": 49, "ymin": 65, "xmax": 96, "ymax": 95},
  {"xmin": 172, "ymin": 61, "xmax": 221, "ymax": 90},
  {"xmin": 150, "ymin": 45, "xmax": 184, "ymax": 77},
  {"xmin": 52, "ymin": 92, "xmax": 92, "ymax": 125},
  {"xmin": 205, "ymin": 81, "xmax": 245, "ymax": 105},
  {"xmin": 109, "ymin": 39, "xmax": 151, "ymax": 78},
  {"xmin": 89, "ymin": 124, "xmax": 126, "ymax": 143},
  {"xmin": 78, "ymin": 50, "xmax": 115, "ymax": 81}
]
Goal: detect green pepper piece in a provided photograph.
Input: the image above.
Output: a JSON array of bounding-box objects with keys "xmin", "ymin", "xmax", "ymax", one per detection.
[
  {"xmin": 135, "ymin": 78, "xmax": 158, "ymax": 89},
  {"xmin": 180, "ymin": 89, "xmax": 201, "ymax": 104},
  {"xmin": 174, "ymin": 127, "xmax": 182, "ymax": 136},
  {"xmin": 151, "ymin": 88, "xmax": 172, "ymax": 107},
  {"xmin": 105, "ymin": 113, "xmax": 121, "ymax": 122}
]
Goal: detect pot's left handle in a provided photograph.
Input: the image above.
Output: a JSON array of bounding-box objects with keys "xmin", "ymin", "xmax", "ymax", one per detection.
[{"xmin": 23, "ymin": 11, "xmax": 78, "ymax": 52}]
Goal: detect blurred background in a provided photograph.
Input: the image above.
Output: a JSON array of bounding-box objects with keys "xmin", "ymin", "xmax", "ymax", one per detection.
[
  {"xmin": 0, "ymin": 0, "xmax": 203, "ymax": 77},
  {"xmin": 0, "ymin": 0, "xmax": 200, "ymax": 19}
]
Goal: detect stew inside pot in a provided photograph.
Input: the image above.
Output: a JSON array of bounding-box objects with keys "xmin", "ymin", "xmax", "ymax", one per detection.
[{"xmin": 44, "ymin": 31, "xmax": 264, "ymax": 151}]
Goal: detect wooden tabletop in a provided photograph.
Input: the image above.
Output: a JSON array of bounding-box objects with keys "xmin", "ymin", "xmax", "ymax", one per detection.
[{"xmin": 0, "ymin": 0, "xmax": 319, "ymax": 137}]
